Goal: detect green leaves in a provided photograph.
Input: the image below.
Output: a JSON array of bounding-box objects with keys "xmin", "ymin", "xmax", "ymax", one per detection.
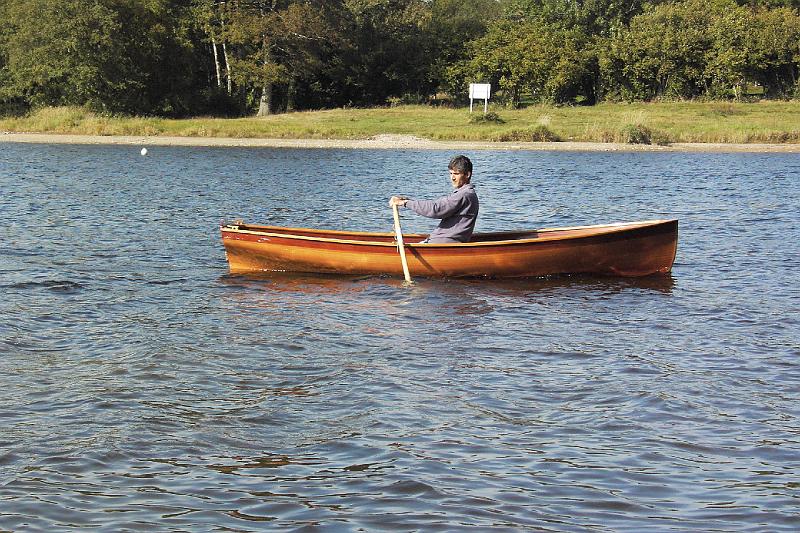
[
  {"xmin": 1, "ymin": 0, "xmax": 799, "ymax": 116},
  {"xmin": 456, "ymin": 17, "xmax": 594, "ymax": 106},
  {"xmin": 1, "ymin": 0, "xmax": 200, "ymax": 115},
  {"xmin": 2, "ymin": 1, "xmax": 115, "ymax": 107},
  {"xmin": 599, "ymin": 0, "xmax": 800, "ymax": 101}
]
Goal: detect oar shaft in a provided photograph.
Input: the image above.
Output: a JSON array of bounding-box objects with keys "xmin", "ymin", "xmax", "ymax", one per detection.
[{"xmin": 392, "ymin": 204, "xmax": 412, "ymax": 283}]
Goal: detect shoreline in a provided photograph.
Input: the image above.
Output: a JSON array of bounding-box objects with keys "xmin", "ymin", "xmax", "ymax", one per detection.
[{"xmin": 3, "ymin": 132, "xmax": 800, "ymax": 153}]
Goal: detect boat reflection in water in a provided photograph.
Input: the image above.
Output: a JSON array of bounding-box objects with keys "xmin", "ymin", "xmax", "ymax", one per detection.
[{"xmin": 220, "ymin": 270, "xmax": 676, "ymax": 298}]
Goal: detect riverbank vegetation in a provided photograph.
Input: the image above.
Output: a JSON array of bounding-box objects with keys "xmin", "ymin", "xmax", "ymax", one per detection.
[
  {"xmin": 4, "ymin": 102, "xmax": 800, "ymax": 145},
  {"xmin": 1, "ymin": 1, "xmax": 799, "ymax": 120}
]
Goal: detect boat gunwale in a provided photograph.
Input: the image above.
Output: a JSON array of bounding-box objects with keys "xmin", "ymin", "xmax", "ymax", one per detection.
[{"xmin": 221, "ymin": 219, "xmax": 677, "ymax": 248}]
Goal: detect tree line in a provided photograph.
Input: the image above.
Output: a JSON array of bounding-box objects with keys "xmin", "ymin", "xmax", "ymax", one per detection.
[{"xmin": 0, "ymin": 0, "xmax": 798, "ymax": 117}]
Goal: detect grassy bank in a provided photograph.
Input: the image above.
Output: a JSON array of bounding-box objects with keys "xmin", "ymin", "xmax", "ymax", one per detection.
[{"xmin": 2, "ymin": 101, "xmax": 800, "ymax": 144}]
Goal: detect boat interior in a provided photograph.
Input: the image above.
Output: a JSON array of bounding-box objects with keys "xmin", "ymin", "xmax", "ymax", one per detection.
[
  {"xmin": 222, "ymin": 220, "xmax": 666, "ymax": 244},
  {"xmin": 223, "ymin": 222, "xmax": 570, "ymax": 244}
]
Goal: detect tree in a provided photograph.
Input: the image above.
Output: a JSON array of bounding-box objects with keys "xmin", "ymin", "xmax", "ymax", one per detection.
[
  {"xmin": 1, "ymin": 0, "xmax": 126, "ymax": 110},
  {"xmin": 705, "ymin": 4, "xmax": 756, "ymax": 98},
  {"xmin": 503, "ymin": 0, "xmax": 662, "ymax": 35},
  {"xmin": 748, "ymin": 7, "xmax": 800, "ymax": 97},
  {"xmin": 457, "ymin": 18, "xmax": 593, "ymax": 106},
  {"xmin": 337, "ymin": 0, "xmax": 435, "ymax": 105},
  {"xmin": 0, "ymin": 0, "xmax": 204, "ymax": 115},
  {"xmin": 599, "ymin": 0, "xmax": 728, "ymax": 101},
  {"xmin": 220, "ymin": 0, "xmax": 339, "ymax": 116},
  {"xmin": 599, "ymin": 0, "xmax": 800, "ymax": 101},
  {"xmin": 192, "ymin": 0, "xmax": 235, "ymax": 96},
  {"xmin": 116, "ymin": 0, "xmax": 208, "ymax": 116},
  {"xmin": 425, "ymin": 0, "xmax": 502, "ymax": 99}
]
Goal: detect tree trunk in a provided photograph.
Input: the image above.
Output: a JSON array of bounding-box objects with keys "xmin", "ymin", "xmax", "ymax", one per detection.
[
  {"xmin": 212, "ymin": 38, "xmax": 222, "ymax": 88},
  {"xmin": 222, "ymin": 41, "xmax": 232, "ymax": 95},
  {"xmin": 258, "ymin": 84, "xmax": 272, "ymax": 116},
  {"xmin": 510, "ymin": 86, "xmax": 520, "ymax": 109},
  {"xmin": 257, "ymin": 31, "xmax": 274, "ymax": 116},
  {"xmin": 286, "ymin": 78, "xmax": 295, "ymax": 112}
]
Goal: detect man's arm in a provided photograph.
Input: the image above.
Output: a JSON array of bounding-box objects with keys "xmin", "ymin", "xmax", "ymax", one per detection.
[{"xmin": 405, "ymin": 193, "xmax": 463, "ymax": 219}]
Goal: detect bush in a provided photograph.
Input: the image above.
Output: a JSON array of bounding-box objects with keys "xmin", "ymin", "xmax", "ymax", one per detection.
[
  {"xmin": 529, "ymin": 125, "xmax": 561, "ymax": 142},
  {"xmin": 0, "ymin": 99, "xmax": 30, "ymax": 117},
  {"xmin": 619, "ymin": 123, "xmax": 672, "ymax": 145},
  {"xmin": 493, "ymin": 125, "xmax": 561, "ymax": 142},
  {"xmin": 649, "ymin": 129, "xmax": 673, "ymax": 146},
  {"xmin": 745, "ymin": 130, "xmax": 800, "ymax": 143},
  {"xmin": 469, "ymin": 111, "xmax": 505, "ymax": 124},
  {"xmin": 620, "ymin": 124, "xmax": 652, "ymax": 144},
  {"xmin": 387, "ymin": 94, "xmax": 429, "ymax": 107}
]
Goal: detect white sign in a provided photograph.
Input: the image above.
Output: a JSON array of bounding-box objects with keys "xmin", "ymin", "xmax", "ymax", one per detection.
[
  {"xmin": 469, "ymin": 83, "xmax": 491, "ymax": 113},
  {"xmin": 469, "ymin": 83, "xmax": 491, "ymax": 99}
]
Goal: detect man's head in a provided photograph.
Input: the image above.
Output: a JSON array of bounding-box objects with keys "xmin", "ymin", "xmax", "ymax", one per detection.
[{"xmin": 448, "ymin": 155, "xmax": 473, "ymax": 188}]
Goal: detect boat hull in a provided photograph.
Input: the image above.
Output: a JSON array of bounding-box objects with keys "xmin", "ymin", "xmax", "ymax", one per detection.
[{"xmin": 220, "ymin": 220, "xmax": 678, "ymax": 278}]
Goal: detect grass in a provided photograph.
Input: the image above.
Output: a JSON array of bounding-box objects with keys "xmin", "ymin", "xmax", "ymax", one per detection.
[{"xmin": 2, "ymin": 101, "xmax": 800, "ymax": 144}]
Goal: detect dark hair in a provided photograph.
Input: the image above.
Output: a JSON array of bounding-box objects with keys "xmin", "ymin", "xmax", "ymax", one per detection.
[{"xmin": 448, "ymin": 155, "xmax": 473, "ymax": 176}]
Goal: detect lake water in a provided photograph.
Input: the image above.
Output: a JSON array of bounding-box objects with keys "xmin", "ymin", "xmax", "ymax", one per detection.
[{"xmin": 1, "ymin": 142, "xmax": 798, "ymax": 531}]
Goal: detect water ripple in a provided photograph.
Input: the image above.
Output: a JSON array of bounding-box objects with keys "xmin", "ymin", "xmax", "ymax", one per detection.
[{"xmin": 1, "ymin": 145, "xmax": 799, "ymax": 530}]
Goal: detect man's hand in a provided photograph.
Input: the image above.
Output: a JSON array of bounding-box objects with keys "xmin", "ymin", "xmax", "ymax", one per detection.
[{"xmin": 389, "ymin": 196, "xmax": 408, "ymax": 208}]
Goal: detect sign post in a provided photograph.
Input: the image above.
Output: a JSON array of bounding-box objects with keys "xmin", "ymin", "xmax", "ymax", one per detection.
[{"xmin": 469, "ymin": 83, "xmax": 491, "ymax": 114}]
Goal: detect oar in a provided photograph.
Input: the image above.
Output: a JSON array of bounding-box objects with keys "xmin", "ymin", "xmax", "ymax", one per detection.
[{"xmin": 391, "ymin": 204, "xmax": 412, "ymax": 283}]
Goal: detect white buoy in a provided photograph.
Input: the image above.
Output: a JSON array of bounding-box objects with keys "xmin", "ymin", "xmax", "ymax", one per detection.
[{"xmin": 140, "ymin": 147, "xmax": 148, "ymax": 156}]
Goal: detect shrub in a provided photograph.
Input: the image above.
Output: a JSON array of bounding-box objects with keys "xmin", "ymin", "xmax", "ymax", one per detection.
[
  {"xmin": 529, "ymin": 125, "xmax": 561, "ymax": 142},
  {"xmin": 618, "ymin": 124, "xmax": 672, "ymax": 145},
  {"xmin": 469, "ymin": 111, "xmax": 505, "ymax": 124},
  {"xmin": 493, "ymin": 125, "xmax": 561, "ymax": 142},
  {"xmin": 387, "ymin": 94, "xmax": 428, "ymax": 107},
  {"xmin": 649, "ymin": 129, "xmax": 673, "ymax": 145},
  {"xmin": 620, "ymin": 124, "xmax": 652, "ymax": 144},
  {"xmin": 745, "ymin": 130, "xmax": 800, "ymax": 143}
]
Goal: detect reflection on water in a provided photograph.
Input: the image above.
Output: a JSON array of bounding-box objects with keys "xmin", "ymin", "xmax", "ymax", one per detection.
[
  {"xmin": 220, "ymin": 271, "xmax": 380, "ymax": 293},
  {"xmin": 460, "ymin": 272, "xmax": 677, "ymax": 295},
  {"xmin": 222, "ymin": 271, "xmax": 676, "ymax": 299},
  {"xmin": 1, "ymin": 143, "xmax": 798, "ymax": 531}
]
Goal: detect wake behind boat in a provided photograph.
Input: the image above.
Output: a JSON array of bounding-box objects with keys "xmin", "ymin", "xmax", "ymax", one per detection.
[{"xmin": 220, "ymin": 219, "xmax": 678, "ymax": 279}]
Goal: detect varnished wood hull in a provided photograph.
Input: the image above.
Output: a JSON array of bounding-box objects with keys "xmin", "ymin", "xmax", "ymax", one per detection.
[{"xmin": 220, "ymin": 219, "xmax": 678, "ymax": 278}]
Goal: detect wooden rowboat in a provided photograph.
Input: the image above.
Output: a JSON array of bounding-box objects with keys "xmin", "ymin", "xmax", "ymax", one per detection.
[{"xmin": 220, "ymin": 219, "xmax": 677, "ymax": 278}]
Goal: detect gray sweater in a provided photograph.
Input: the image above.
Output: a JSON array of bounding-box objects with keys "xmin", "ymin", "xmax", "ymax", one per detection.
[{"xmin": 405, "ymin": 184, "xmax": 479, "ymax": 243}]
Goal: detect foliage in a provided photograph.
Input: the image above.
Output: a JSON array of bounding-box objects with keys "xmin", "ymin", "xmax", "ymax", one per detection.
[
  {"xmin": 1, "ymin": 0, "xmax": 121, "ymax": 110},
  {"xmin": 493, "ymin": 125, "xmax": 561, "ymax": 142},
  {"xmin": 599, "ymin": 0, "xmax": 728, "ymax": 101},
  {"xmin": 425, "ymin": 0, "xmax": 503, "ymax": 100},
  {"xmin": 619, "ymin": 124, "xmax": 653, "ymax": 144},
  {"xmin": 0, "ymin": 0, "xmax": 203, "ymax": 115},
  {"xmin": 504, "ymin": 0, "xmax": 660, "ymax": 35},
  {"xmin": 469, "ymin": 111, "xmax": 505, "ymax": 124},
  {"xmin": 1, "ymin": 0, "xmax": 800, "ymax": 116},
  {"xmin": 332, "ymin": 0, "xmax": 435, "ymax": 107},
  {"xmin": 454, "ymin": 17, "xmax": 593, "ymax": 107},
  {"xmin": 600, "ymin": 0, "xmax": 800, "ymax": 101},
  {"xmin": 747, "ymin": 7, "xmax": 800, "ymax": 97}
]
